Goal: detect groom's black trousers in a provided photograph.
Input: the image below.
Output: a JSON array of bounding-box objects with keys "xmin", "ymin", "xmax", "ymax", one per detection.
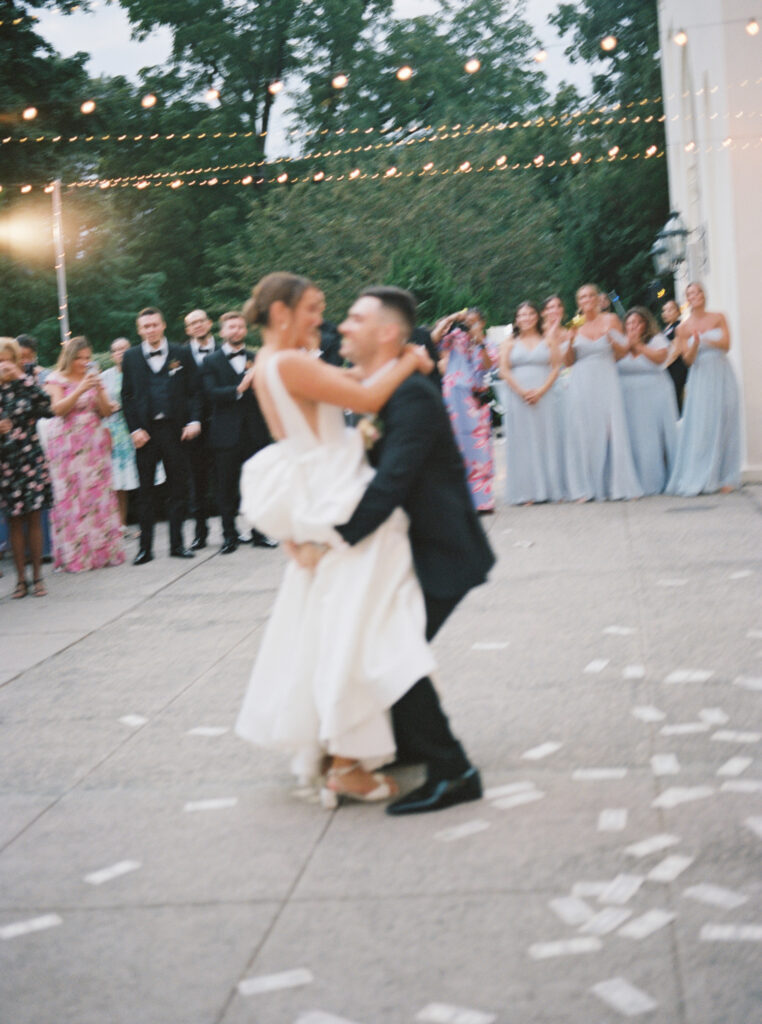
[{"xmin": 391, "ymin": 593, "xmax": 472, "ymax": 783}]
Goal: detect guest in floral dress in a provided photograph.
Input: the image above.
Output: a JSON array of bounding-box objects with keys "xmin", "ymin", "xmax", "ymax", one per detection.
[
  {"xmin": 44, "ymin": 337, "xmax": 125, "ymax": 572},
  {"xmin": 432, "ymin": 308, "xmax": 497, "ymax": 512},
  {"xmin": 0, "ymin": 338, "xmax": 53, "ymax": 598}
]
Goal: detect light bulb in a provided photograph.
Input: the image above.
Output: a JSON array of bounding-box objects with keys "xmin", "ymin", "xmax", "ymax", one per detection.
[
  {"xmin": 22, "ymin": 106, "xmax": 37, "ymax": 121},
  {"xmin": 141, "ymin": 94, "xmax": 157, "ymax": 109},
  {"xmin": 268, "ymin": 80, "xmax": 284, "ymax": 95},
  {"xmin": 674, "ymin": 29, "xmax": 688, "ymax": 46},
  {"xmin": 464, "ymin": 58, "xmax": 481, "ymax": 74},
  {"xmin": 80, "ymin": 100, "xmax": 96, "ymax": 114},
  {"xmin": 746, "ymin": 18, "xmax": 759, "ymax": 36},
  {"xmin": 396, "ymin": 65, "xmax": 413, "ymax": 81},
  {"xmin": 600, "ymin": 35, "xmax": 618, "ymax": 52},
  {"xmin": 331, "ymin": 74, "xmax": 348, "ymax": 89}
]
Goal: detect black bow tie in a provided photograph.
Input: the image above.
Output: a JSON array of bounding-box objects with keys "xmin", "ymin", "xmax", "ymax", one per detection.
[
  {"xmin": 227, "ymin": 350, "xmax": 245, "ymax": 360},
  {"xmin": 147, "ymin": 349, "xmax": 164, "ymax": 358},
  {"xmin": 198, "ymin": 346, "xmax": 212, "ymax": 355}
]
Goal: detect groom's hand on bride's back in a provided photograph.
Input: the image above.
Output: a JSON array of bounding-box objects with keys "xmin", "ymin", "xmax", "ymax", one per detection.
[{"xmin": 284, "ymin": 540, "xmax": 328, "ymax": 570}]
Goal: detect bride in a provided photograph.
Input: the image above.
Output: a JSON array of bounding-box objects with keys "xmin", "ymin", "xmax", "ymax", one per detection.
[{"xmin": 235, "ymin": 272, "xmax": 436, "ymax": 806}]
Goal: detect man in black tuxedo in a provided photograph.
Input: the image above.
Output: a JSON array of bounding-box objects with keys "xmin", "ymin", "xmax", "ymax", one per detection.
[
  {"xmin": 201, "ymin": 311, "xmax": 275, "ymax": 553},
  {"xmin": 183, "ymin": 309, "xmax": 217, "ymax": 549},
  {"xmin": 333, "ymin": 286, "xmax": 495, "ymax": 814},
  {"xmin": 121, "ymin": 306, "xmax": 201, "ymax": 564},
  {"xmin": 662, "ymin": 298, "xmax": 687, "ymax": 414}
]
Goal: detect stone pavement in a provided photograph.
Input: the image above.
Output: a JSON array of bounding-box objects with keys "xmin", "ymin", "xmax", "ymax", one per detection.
[{"xmin": 1, "ymin": 488, "xmax": 761, "ymax": 1024}]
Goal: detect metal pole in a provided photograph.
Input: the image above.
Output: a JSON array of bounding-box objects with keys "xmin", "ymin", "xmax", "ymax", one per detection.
[{"xmin": 51, "ymin": 179, "xmax": 70, "ymax": 345}]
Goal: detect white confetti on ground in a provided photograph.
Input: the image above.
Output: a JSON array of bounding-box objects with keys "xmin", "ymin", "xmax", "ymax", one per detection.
[
  {"xmin": 83, "ymin": 860, "xmax": 141, "ymax": 886},
  {"xmin": 632, "ymin": 705, "xmax": 665, "ymax": 723},
  {"xmin": 652, "ymin": 787, "xmax": 714, "ymax": 809},
  {"xmin": 573, "ymin": 768, "xmax": 628, "ymax": 781},
  {"xmin": 572, "ymin": 881, "xmax": 612, "ymax": 899},
  {"xmin": 717, "ymin": 757, "xmax": 753, "ymax": 777},
  {"xmin": 590, "ymin": 977, "xmax": 658, "ymax": 1016},
  {"xmin": 625, "ymin": 834, "xmax": 680, "ymax": 859},
  {"xmin": 415, "ymin": 1003, "xmax": 496, "ymax": 1024},
  {"xmin": 647, "ymin": 855, "xmax": 695, "ymax": 883},
  {"xmin": 664, "ymin": 669, "xmax": 714, "ymax": 684},
  {"xmin": 618, "ymin": 909, "xmax": 675, "ymax": 940},
  {"xmin": 623, "ymin": 665, "xmax": 646, "ymax": 680},
  {"xmin": 699, "ymin": 708, "xmax": 730, "ymax": 726},
  {"xmin": 186, "ymin": 726, "xmax": 229, "ymax": 737},
  {"xmin": 711, "ymin": 730, "xmax": 760, "ymax": 744},
  {"xmin": 603, "ymin": 625, "xmax": 636, "ymax": 636},
  {"xmin": 700, "ymin": 924, "xmax": 762, "ymax": 942},
  {"xmin": 746, "ymin": 817, "xmax": 762, "ymax": 840},
  {"xmin": 581, "ymin": 908, "xmax": 633, "ymax": 936},
  {"xmin": 528, "ymin": 937, "xmax": 602, "ymax": 959},
  {"xmin": 238, "ymin": 968, "xmax": 313, "ymax": 996},
  {"xmin": 746, "ymin": 630, "xmax": 762, "ymax": 641},
  {"xmin": 651, "ymin": 754, "xmax": 680, "ymax": 776},
  {"xmin": 721, "ymin": 779, "xmax": 762, "ymax": 793},
  {"xmin": 522, "ymin": 741, "xmax": 562, "ymax": 761},
  {"xmin": 599, "ymin": 874, "xmax": 644, "ymax": 905},
  {"xmin": 734, "ymin": 676, "xmax": 762, "ymax": 692},
  {"xmin": 549, "ymin": 897, "xmax": 595, "ymax": 927},
  {"xmin": 584, "ymin": 659, "xmax": 610, "ymax": 674},
  {"xmin": 598, "ymin": 809, "xmax": 628, "ymax": 832},
  {"xmin": 119, "ymin": 714, "xmax": 148, "ymax": 728},
  {"xmin": 295, "ymin": 1012, "xmax": 361, "ymax": 1024},
  {"xmin": 492, "ymin": 790, "xmax": 545, "ymax": 811},
  {"xmin": 434, "ymin": 820, "xmax": 491, "ymax": 842},
  {"xmin": 729, "ymin": 570, "xmax": 753, "ymax": 580},
  {"xmin": 660, "ymin": 723, "xmax": 710, "ymax": 736},
  {"xmin": 184, "ymin": 797, "xmax": 239, "ymax": 812},
  {"xmin": 683, "ymin": 884, "xmax": 748, "ymax": 910},
  {"xmin": 0, "ymin": 914, "xmax": 62, "ymax": 940}
]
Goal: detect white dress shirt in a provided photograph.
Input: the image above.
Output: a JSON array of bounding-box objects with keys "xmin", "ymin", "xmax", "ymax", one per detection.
[
  {"xmin": 190, "ymin": 337, "xmax": 215, "ymax": 365},
  {"xmin": 142, "ymin": 338, "xmax": 168, "ymax": 372}
]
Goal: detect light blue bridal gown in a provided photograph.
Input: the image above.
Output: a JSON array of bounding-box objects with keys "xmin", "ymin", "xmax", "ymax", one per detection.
[
  {"xmin": 503, "ymin": 340, "xmax": 565, "ymax": 504},
  {"xmin": 617, "ymin": 334, "xmax": 679, "ymax": 495},
  {"xmin": 666, "ymin": 328, "xmax": 742, "ymax": 495},
  {"xmin": 564, "ymin": 334, "xmax": 642, "ymax": 501}
]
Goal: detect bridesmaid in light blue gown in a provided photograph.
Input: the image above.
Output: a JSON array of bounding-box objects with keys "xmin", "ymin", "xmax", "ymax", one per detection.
[
  {"xmin": 542, "ymin": 294, "xmax": 572, "ymax": 489},
  {"xmin": 499, "ymin": 301, "xmax": 564, "ymax": 504},
  {"xmin": 564, "ymin": 283, "xmax": 642, "ymax": 502},
  {"xmin": 617, "ymin": 307, "xmax": 678, "ymax": 495},
  {"xmin": 667, "ymin": 282, "xmax": 742, "ymax": 495}
]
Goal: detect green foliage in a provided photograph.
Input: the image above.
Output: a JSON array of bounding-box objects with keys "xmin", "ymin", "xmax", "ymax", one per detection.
[{"xmin": 0, "ymin": 0, "xmax": 672, "ymax": 361}]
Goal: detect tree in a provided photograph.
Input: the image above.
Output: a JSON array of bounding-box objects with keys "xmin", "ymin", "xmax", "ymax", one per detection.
[{"xmin": 548, "ymin": 0, "xmax": 669, "ymax": 307}]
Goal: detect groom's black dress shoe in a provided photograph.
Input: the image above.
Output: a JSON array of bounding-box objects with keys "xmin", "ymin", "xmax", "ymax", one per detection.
[
  {"xmin": 386, "ymin": 767, "xmax": 482, "ymax": 816},
  {"xmin": 190, "ymin": 536, "xmax": 207, "ymax": 551},
  {"xmin": 133, "ymin": 549, "xmax": 153, "ymax": 566},
  {"xmin": 220, "ymin": 539, "xmax": 238, "ymax": 555},
  {"xmin": 170, "ymin": 547, "xmax": 195, "ymax": 559}
]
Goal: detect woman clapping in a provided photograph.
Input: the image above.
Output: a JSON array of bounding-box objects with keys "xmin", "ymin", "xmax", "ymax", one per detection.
[
  {"xmin": 617, "ymin": 308, "xmax": 678, "ymax": 495},
  {"xmin": 45, "ymin": 337, "xmax": 125, "ymax": 571},
  {"xmin": 500, "ymin": 302, "xmax": 564, "ymax": 504},
  {"xmin": 0, "ymin": 339, "xmax": 53, "ymax": 598},
  {"xmin": 666, "ymin": 283, "xmax": 742, "ymax": 496}
]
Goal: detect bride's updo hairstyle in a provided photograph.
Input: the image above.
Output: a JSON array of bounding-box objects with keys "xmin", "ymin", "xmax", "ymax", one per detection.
[{"xmin": 244, "ymin": 272, "xmax": 316, "ymax": 327}]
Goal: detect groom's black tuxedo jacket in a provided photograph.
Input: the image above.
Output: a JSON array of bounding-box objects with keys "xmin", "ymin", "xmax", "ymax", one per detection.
[
  {"xmin": 337, "ymin": 372, "xmax": 495, "ymax": 601},
  {"xmin": 121, "ymin": 343, "xmax": 200, "ymax": 434},
  {"xmin": 200, "ymin": 348, "xmax": 271, "ymax": 452}
]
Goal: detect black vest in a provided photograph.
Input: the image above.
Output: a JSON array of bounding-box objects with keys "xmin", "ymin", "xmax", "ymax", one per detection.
[{"xmin": 147, "ymin": 364, "xmax": 172, "ymax": 419}]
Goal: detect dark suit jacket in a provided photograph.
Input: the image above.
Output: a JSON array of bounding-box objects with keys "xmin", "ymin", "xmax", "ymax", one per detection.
[
  {"xmin": 200, "ymin": 348, "xmax": 271, "ymax": 452},
  {"xmin": 184, "ymin": 340, "xmax": 217, "ymax": 425},
  {"xmin": 121, "ymin": 344, "xmax": 201, "ymax": 434},
  {"xmin": 337, "ymin": 373, "xmax": 495, "ymax": 601}
]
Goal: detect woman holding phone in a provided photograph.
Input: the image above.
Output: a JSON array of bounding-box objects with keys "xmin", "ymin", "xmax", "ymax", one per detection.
[{"xmin": 45, "ymin": 337, "xmax": 125, "ymax": 571}]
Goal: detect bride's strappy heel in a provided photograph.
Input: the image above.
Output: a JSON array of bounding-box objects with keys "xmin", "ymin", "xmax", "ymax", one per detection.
[{"xmin": 320, "ymin": 761, "xmax": 398, "ymax": 809}]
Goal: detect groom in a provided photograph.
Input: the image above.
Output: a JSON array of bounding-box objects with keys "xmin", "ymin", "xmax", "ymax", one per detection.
[{"xmin": 335, "ymin": 286, "xmax": 495, "ymax": 814}]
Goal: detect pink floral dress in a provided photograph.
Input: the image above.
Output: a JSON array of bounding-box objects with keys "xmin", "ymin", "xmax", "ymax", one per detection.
[
  {"xmin": 46, "ymin": 374, "xmax": 125, "ymax": 572},
  {"xmin": 439, "ymin": 327, "xmax": 497, "ymax": 511}
]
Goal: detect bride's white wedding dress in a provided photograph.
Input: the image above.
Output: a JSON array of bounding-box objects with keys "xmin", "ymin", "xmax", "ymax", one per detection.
[{"xmin": 234, "ymin": 354, "xmax": 435, "ymax": 779}]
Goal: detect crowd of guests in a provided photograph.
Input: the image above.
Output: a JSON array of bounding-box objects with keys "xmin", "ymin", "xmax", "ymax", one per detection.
[
  {"xmin": 433, "ymin": 281, "xmax": 742, "ymax": 509},
  {"xmin": 0, "ymin": 281, "xmax": 745, "ymax": 599}
]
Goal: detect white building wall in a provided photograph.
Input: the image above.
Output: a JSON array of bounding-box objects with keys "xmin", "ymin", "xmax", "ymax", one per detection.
[{"xmin": 658, "ymin": 0, "xmax": 761, "ymax": 476}]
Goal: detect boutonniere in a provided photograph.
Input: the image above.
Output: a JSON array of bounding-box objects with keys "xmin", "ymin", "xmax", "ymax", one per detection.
[
  {"xmin": 357, "ymin": 415, "xmax": 384, "ymax": 451},
  {"xmin": 168, "ymin": 360, "xmax": 182, "ymax": 375}
]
